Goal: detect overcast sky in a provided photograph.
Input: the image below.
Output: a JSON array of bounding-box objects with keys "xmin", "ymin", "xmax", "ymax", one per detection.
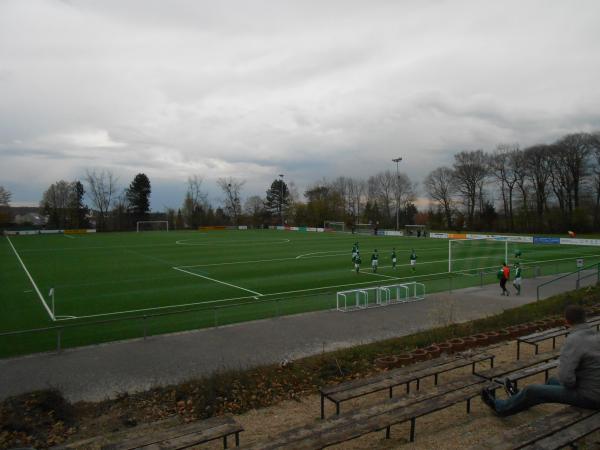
[{"xmin": 1, "ymin": 0, "xmax": 600, "ymax": 209}]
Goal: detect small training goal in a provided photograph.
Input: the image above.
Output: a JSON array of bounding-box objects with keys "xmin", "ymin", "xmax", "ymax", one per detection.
[
  {"xmin": 336, "ymin": 282, "xmax": 425, "ymax": 312},
  {"xmin": 136, "ymin": 221, "xmax": 169, "ymax": 232}
]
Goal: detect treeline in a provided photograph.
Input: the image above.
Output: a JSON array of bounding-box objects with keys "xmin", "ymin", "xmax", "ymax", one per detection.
[
  {"xmin": 425, "ymin": 132, "xmax": 600, "ymax": 233},
  {"xmin": 33, "ymin": 171, "xmax": 153, "ymax": 230},
  {"xmin": 1, "ymin": 131, "xmax": 598, "ymax": 233},
  {"xmin": 177, "ymin": 173, "xmax": 418, "ymax": 230}
]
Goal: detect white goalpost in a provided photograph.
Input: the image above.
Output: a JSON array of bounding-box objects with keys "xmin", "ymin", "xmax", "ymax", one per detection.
[
  {"xmin": 136, "ymin": 221, "xmax": 169, "ymax": 232},
  {"xmin": 448, "ymin": 238, "xmax": 508, "ymax": 273},
  {"xmin": 354, "ymin": 223, "xmax": 374, "ymax": 235},
  {"xmin": 323, "ymin": 220, "xmax": 345, "ymax": 232}
]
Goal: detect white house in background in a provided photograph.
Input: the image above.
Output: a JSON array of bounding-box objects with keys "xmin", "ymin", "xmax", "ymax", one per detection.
[{"xmin": 14, "ymin": 212, "xmax": 46, "ymax": 226}]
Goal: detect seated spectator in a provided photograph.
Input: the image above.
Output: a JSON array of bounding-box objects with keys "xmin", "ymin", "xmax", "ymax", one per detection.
[{"xmin": 481, "ymin": 304, "xmax": 600, "ymax": 416}]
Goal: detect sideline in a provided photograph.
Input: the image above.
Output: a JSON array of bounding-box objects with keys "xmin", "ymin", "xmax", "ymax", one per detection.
[
  {"xmin": 5, "ymin": 236, "xmax": 55, "ymax": 321},
  {"xmin": 172, "ymin": 266, "xmax": 263, "ymax": 296}
]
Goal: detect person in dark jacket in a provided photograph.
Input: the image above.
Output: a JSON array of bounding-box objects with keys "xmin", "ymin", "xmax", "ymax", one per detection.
[
  {"xmin": 481, "ymin": 305, "xmax": 600, "ymax": 416},
  {"xmin": 498, "ymin": 262, "xmax": 510, "ymax": 296}
]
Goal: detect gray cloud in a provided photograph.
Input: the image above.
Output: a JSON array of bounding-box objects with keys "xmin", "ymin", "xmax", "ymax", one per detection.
[{"xmin": 1, "ymin": 0, "xmax": 600, "ymax": 208}]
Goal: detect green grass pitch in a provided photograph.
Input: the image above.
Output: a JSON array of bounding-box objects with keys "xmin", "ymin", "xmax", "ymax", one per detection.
[{"xmin": 2, "ymin": 230, "xmax": 600, "ymax": 357}]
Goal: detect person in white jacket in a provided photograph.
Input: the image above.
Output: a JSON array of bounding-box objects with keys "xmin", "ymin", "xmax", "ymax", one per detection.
[{"xmin": 481, "ymin": 304, "xmax": 600, "ymax": 416}]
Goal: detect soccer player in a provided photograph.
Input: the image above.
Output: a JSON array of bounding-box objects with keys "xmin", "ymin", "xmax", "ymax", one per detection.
[
  {"xmin": 498, "ymin": 262, "xmax": 510, "ymax": 296},
  {"xmin": 352, "ymin": 242, "xmax": 358, "ymax": 266},
  {"xmin": 513, "ymin": 262, "xmax": 522, "ymax": 295},
  {"xmin": 514, "ymin": 248, "xmax": 522, "ymax": 259},
  {"xmin": 391, "ymin": 248, "xmax": 397, "ymax": 270},
  {"xmin": 371, "ymin": 249, "xmax": 379, "ymax": 273},
  {"xmin": 409, "ymin": 249, "xmax": 417, "ymax": 272},
  {"xmin": 354, "ymin": 251, "xmax": 361, "ymax": 274}
]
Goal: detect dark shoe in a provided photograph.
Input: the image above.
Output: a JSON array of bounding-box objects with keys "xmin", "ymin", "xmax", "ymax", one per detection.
[
  {"xmin": 481, "ymin": 388, "xmax": 497, "ymax": 414},
  {"xmin": 503, "ymin": 378, "xmax": 519, "ymax": 396}
]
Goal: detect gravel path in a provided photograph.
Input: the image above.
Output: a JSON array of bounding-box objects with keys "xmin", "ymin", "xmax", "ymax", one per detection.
[{"xmin": 0, "ymin": 272, "xmax": 594, "ymax": 402}]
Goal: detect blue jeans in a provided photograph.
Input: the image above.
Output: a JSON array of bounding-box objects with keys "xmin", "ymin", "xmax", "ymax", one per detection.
[{"xmin": 494, "ymin": 377, "xmax": 600, "ymax": 416}]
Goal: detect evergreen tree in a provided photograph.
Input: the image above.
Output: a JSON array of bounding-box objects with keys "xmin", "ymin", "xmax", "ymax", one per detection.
[
  {"xmin": 126, "ymin": 173, "xmax": 151, "ymax": 221},
  {"xmin": 69, "ymin": 181, "xmax": 89, "ymax": 228},
  {"xmin": 265, "ymin": 179, "xmax": 289, "ymax": 223}
]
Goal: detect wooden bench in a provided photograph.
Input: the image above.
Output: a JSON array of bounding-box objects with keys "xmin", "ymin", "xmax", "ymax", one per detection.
[
  {"xmin": 319, "ymin": 352, "xmax": 494, "ymax": 418},
  {"xmin": 474, "ymin": 407, "xmax": 600, "ymax": 450},
  {"xmin": 246, "ymin": 376, "xmax": 497, "ymax": 449},
  {"xmin": 475, "ymin": 348, "xmax": 560, "ymax": 381},
  {"xmin": 495, "ymin": 360, "xmax": 559, "ymax": 390},
  {"xmin": 517, "ymin": 316, "xmax": 600, "ymax": 360},
  {"xmin": 53, "ymin": 415, "xmax": 243, "ymax": 450}
]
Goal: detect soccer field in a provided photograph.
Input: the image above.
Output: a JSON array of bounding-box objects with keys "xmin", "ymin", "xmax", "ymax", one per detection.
[{"xmin": 2, "ymin": 229, "xmax": 600, "ymax": 357}]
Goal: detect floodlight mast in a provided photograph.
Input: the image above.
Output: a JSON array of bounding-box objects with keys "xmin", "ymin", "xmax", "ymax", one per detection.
[
  {"xmin": 392, "ymin": 157, "xmax": 403, "ymax": 231},
  {"xmin": 279, "ymin": 174, "xmax": 284, "ymax": 226}
]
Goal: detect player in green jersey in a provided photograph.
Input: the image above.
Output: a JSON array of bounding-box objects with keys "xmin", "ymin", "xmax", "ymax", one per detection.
[
  {"xmin": 409, "ymin": 249, "xmax": 417, "ymax": 272},
  {"xmin": 391, "ymin": 248, "xmax": 397, "ymax": 270},
  {"xmin": 354, "ymin": 252, "xmax": 361, "ymax": 274},
  {"xmin": 514, "ymin": 249, "xmax": 522, "ymax": 259},
  {"xmin": 371, "ymin": 249, "xmax": 379, "ymax": 273},
  {"xmin": 352, "ymin": 242, "xmax": 358, "ymax": 265},
  {"xmin": 513, "ymin": 262, "xmax": 522, "ymax": 295}
]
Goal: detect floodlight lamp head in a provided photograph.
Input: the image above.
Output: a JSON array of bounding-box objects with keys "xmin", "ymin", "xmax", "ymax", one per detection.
[{"xmin": 392, "ymin": 157, "xmax": 402, "ymax": 163}]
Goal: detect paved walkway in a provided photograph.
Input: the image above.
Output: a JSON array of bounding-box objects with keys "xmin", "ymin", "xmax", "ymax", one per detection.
[{"xmin": 0, "ymin": 272, "xmax": 595, "ymax": 402}]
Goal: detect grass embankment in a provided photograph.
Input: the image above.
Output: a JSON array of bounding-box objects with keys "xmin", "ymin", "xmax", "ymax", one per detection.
[{"xmin": 2, "ymin": 284, "xmax": 599, "ymax": 449}]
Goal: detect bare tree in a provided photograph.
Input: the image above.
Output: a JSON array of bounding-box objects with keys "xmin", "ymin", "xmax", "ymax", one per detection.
[
  {"xmin": 489, "ymin": 144, "xmax": 519, "ymax": 230},
  {"xmin": 182, "ymin": 176, "xmax": 209, "ymax": 228},
  {"xmin": 394, "ymin": 172, "xmax": 416, "ymax": 227},
  {"xmin": 452, "ymin": 150, "xmax": 488, "ymax": 227},
  {"xmin": 548, "ymin": 145, "xmax": 573, "ymax": 223},
  {"xmin": 590, "ymin": 133, "xmax": 600, "ymax": 227},
  {"xmin": 523, "ymin": 144, "xmax": 553, "ymax": 231},
  {"xmin": 244, "ymin": 195, "xmax": 264, "ymax": 216},
  {"xmin": 85, "ymin": 169, "xmax": 118, "ymax": 230},
  {"xmin": 0, "ymin": 186, "xmax": 11, "ymax": 206},
  {"xmin": 331, "ymin": 176, "xmax": 351, "ymax": 221},
  {"xmin": 368, "ymin": 171, "xmax": 395, "ymax": 226},
  {"xmin": 244, "ymin": 195, "xmax": 265, "ymax": 227},
  {"xmin": 424, "ymin": 167, "xmax": 456, "ymax": 229},
  {"xmin": 0, "ymin": 185, "xmax": 11, "ymax": 224},
  {"xmin": 186, "ymin": 175, "xmax": 209, "ymax": 210},
  {"xmin": 40, "ymin": 180, "xmax": 73, "ymax": 228},
  {"xmin": 347, "ymin": 177, "xmax": 366, "ymax": 225},
  {"xmin": 217, "ymin": 177, "xmax": 245, "ymax": 225},
  {"xmin": 555, "ymin": 133, "xmax": 595, "ymax": 210}
]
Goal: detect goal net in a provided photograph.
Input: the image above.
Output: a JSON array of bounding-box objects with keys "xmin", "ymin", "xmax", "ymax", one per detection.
[
  {"xmin": 136, "ymin": 221, "xmax": 169, "ymax": 232},
  {"xmin": 448, "ymin": 238, "xmax": 508, "ymax": 274},
  {"xmin": 324, "ymin": 221, "xmax": 345, "ymax": 232},
  {"xmin": 354, "ymin": 223, "xmax": 374, "ymax": 235},
  {"xmin": 405, "ymin": 224, "xmax": 427, "ymax": 237}
]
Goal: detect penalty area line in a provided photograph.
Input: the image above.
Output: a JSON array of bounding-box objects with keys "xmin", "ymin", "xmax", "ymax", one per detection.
[
  {"xmin": 6, "ymin": 236, "xmax": 55, "ymax": 321},
  {"xmin": 172, "ymin": 266, "xmax": 263, "ymax": 296}
]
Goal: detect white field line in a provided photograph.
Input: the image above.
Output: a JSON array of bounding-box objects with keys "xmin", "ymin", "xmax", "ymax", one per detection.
[
  {"xmin": 296, "ymin": 251, "xmax": 348, "ymax": 259},
  {"xmin": 6, "ymin": 236, "xmax": 55, "ymax": 321},
  {"xmin": 358, "ymin": 270, "xmax": 398, "ymax": 279},
  {"xmin": 175, "ymin": 238, "xmax": 291, "ymax": 246},
  {"xmin": 53, "ymin": 294, "xmax": 260, "ymax": 321},
  {"xmin": 53, "ymin": 247, "xmax": 600, "ymax": 322},
  {"xmin": 172, "ymin": 266, "xmax": 263, "ymax": 296},
  {"xmin": 63, "ymin": 234, "xmax": 75, "ymax": 239}
]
